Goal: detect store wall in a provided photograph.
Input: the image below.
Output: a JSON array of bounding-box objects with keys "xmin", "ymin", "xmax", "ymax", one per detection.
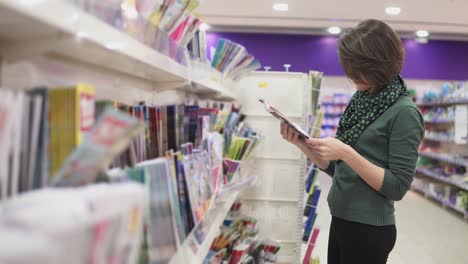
[{"xmin": 206, "ymin": 32, "xmax": 468, "ymax": 81}]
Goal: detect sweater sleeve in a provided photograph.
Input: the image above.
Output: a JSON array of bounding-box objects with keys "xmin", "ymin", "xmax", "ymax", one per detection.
[
  {"xmin": 321, "ymin": 160, "xmax": 336, "ymax": 177},
  {"xmin": 379, "ymin": 106, "xmax": 424, "ymax": 201}
]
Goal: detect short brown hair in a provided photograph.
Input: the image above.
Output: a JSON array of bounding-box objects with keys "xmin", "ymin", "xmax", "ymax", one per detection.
[{"xmin": 338, "ymin": 19, "xmax": 405, "ymax": 89}]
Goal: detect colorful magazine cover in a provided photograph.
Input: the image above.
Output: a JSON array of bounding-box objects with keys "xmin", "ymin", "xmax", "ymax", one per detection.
[{"xmin": 52, "ymin": 108, "xmax": 145, "ymax": 187}]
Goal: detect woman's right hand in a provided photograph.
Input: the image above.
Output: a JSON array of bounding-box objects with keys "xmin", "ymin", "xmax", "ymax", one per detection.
[
  {"xmin": 281, "ymin": 122, "xmax": 330, "ymax": 169},
  {"xmin": 280, "ymin": 122, "xmax": 301, "ymax": 146}
]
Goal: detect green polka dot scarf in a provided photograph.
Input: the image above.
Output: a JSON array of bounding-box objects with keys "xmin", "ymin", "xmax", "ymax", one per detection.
[{"xmin": 336, "ymin": 75, "xmax": 409, "ymax": 146}]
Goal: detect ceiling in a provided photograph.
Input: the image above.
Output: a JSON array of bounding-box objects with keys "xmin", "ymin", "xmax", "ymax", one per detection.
[{"xmin": 197, "ymin": 0, "xmax": 468, "ymax": 40}]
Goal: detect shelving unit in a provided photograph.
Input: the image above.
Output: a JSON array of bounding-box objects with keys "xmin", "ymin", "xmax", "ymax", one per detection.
[
  {"xmin": 415, "ymin": 90, "xmax": 468, "ymax": 222},
  {"xmin": 320, "ymin": 102, "xmax": 348, "ymax": 106},
  {"xmin": 423, "ymin": 135, "xmax": 456, "ymax": 144},
  {"xmin": 232, "ymin": 71, "xmax": 309, "ymax": 264},
  {"xmin": 417, "ymin": 99, "xmax": 468, "ymax": 107},
  {"xmin": 324, "ymin": 113, "xmax": 342, "ymax": 118},
  {"xmin": 424, "ymin": 120, "xmax": 455, "ymax": 125},
  {"xmin": 416, "ymin": 168, "xmax": 468, "ymax": 192},
  {"xmin": 419, "ymin": 151, "xmax": 468, "ymax": 167},
  {"xmin": 411, "ymin": 185, "xmax": 468, "ymax": 219},
  {"xmin": 0, "ymin": 0, "xmax": 236, "ymax": 101},
  {"xmin": 0, "ymin": 0, "xmax": 188, "ymax": 84},
  {"xmin": 0, "ymin": 2, "xmax": 253, "ymax": 263}
]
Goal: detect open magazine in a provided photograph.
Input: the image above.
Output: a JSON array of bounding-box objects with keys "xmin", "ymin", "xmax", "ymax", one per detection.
[{"xmin": 259, "ymin": 99, "xmax": 310, "ymax": 139}]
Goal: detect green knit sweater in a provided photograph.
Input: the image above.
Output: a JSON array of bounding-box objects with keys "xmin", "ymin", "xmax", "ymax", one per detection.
[{"xmin": 323, "ymin": 96, "xmax": 424, "ymax": 226}]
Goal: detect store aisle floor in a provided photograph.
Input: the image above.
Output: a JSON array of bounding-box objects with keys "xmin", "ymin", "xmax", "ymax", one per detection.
[{"xmin": 313, "ymin": 172, "xmax": 468, "ymax": 264}]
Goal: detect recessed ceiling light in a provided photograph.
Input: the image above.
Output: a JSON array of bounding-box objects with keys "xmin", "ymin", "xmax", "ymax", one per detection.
[
  {"xmin": 415, "ymin": 30, "xmax": 429, "ymax": 38},
  {"xmin": 273, "ymin": 3, "xmax": 288, "ymax": 12},
  {"xmin": 385, "ymin": 6, "xmax": 401, "ymax": 15},
  {"xmin": 199, "ymin": 23, "xmax": 210, "ymax": 31},
  {"xmin": 327, "ymin": 26, "xmax": 341, "ymax": 35}
]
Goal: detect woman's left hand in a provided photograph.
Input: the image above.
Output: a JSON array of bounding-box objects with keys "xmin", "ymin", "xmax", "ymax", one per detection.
[{"xmin": 305, "ymin": 137, "xmax": 350, "ymax": 161}]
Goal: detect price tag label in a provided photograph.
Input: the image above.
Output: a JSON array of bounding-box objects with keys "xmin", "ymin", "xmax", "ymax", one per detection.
[{"xmin": 258, "ymin": 81, "xmax": 268, "ymax": 88}]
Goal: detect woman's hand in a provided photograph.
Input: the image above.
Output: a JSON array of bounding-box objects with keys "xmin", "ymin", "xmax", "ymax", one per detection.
[
  {"xmin": 306, "ymin": 137, "xmax": 351, "ymax": 161},
  {"xmin": 280, "ymin": 123, "xmax": 330, "ymax": 169},
  {"xmin": 280, "ymin": 122, "xmax": 301, "ymax": 145}
]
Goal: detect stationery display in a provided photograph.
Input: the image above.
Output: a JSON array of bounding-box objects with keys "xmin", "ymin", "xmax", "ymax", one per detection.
[
  {"xmin": 204, "ymin": 201, "xmax": 281, "ymax": 264},
  {"xmin": 302, "ymin": 229, "xmax": 320, "ymax": 264},
  {"xmin": 95, "ymin": 100, "xmax": 260, "ymax": 263},
  {"xmin": 303, "ymin": 166, "xmax": 321, "ymax": 243},
  {"xmin": 299, "ymin": 163, "xmax": 322, "ymax": 264},
  {"xmin": 211, "ymin": 39, "xmax": 262, "ymax": 80},
  {"xmin": 73, "ymin": 0, "xmax": 204, "ymax": 65},
  {"xmin": 414, "ymin": 82, "xmax": 468, "ymax": 219}
]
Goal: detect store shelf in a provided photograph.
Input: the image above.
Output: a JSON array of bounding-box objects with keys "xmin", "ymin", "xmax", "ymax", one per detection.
[
  {"xmin": 191, "ymin": 78, "xmax": 236, "ymax": 101},
  {"xmin": 423, "ymin": 135, "xmax": 456, "ymax": 144},
  {"xmin": 424, "ymin": 120, "xmax": 455, "ymax": 125},
  {"xmin": 324, "ymin": 113, "xmax": 342, "ymax": 118},
  {"xmin": 169, "ymin": 190, "xmax": 240, "ymax": 264},
  {"xmin": 419, "ymin": 151, "xmax": 468, "ymax": 167},
  {"xmin": 0, "ymin": 0, "xmax": 190, "ymax": 84},
  {"xmin": 417, "ymin": 99, "xmax": 468, "ymax": 107},
  {"xmin": 322, "ymin": 124, "xmax": 338, "ymax": 129},
  {"xmin": 446, "ymin": 201, "xmax": 467, "ymax": 215},
  {"xmin": 416, "ymin": 167, "xmax": 468, "ymax": 191},
  {"xmin": 0, "ymin": 1, "xmax": 240, "ymax": 101},
  {"xmin": 320, "ymin": 102, "xmax": 348, "ymax": 106},
  {"xmin": 412, "ymin": 186, "xmax": 468, "ymax": 218}
]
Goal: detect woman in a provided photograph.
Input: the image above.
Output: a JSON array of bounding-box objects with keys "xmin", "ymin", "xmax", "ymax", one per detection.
[{"xmin": 280, "ymin": 19, "xmax": 424, "ymax": 264}]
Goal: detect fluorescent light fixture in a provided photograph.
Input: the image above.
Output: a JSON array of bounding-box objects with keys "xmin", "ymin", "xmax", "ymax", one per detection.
[
  {"xmin": 273, "ymin": 3, "xmax": 288, "ymax": 11},
  {"xmin": 385, "ymin": 6, "xmax": 401, "ymax": 15},
  {"xmin": 327, "ymin": 26, "xmax": 341, "ymax": 35},
  {"xmin": 199, "ymin": 23, "xmax": 211, "ymax": 31},
  {"xmin": 415, "ymin": 30, "xmax": 429, "ymax": 38}
]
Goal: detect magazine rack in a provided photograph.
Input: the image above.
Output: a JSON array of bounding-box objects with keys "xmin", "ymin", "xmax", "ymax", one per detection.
[
  {"xmin": 0, "ymin": 2, "xmax": 310, "ymax": 263},
  {"xmin": 169, "ymin": 162, "xmax": 256, "ymax": 264}
]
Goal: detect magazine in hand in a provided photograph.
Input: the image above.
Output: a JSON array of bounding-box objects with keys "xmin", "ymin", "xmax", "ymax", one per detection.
[{"xmin": 259, "ymin": 99, "xmax": 310, "ymax": 139}]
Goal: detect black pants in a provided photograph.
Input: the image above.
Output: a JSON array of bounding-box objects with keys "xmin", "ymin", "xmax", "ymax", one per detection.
[{"xmin": 328, "ymin": 216, "xmax": 396, "ymax": 264}]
